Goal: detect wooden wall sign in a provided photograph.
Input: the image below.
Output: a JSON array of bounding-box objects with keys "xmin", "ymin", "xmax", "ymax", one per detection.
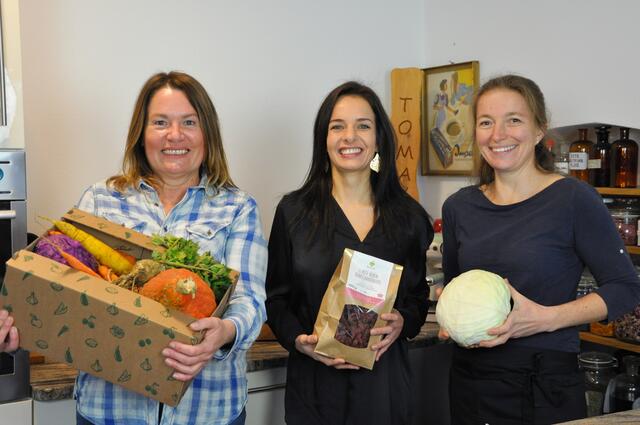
[{"xmin": 390, "ymin": 68, "xmax": 423, "ymax": 201}]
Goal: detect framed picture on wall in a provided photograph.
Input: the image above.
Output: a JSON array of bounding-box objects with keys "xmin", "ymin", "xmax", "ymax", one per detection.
[{"xmin": 422, "ymin": 61, "xmax": 479, "ymax": 175}]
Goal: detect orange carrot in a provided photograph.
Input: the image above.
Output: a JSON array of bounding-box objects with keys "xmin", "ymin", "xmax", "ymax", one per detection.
[
  {"xmin": 98, "ymin": 265, "xmax": 119, "ymax": 282},
  {"xmin": 58, "ymin": 249, "xmax": 102, "ymax": 279},
  {"xmin": 42, "ymin": 236, "xmax": 103, "ymax": 279}
]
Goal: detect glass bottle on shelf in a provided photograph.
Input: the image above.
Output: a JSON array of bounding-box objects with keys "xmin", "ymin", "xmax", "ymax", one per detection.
[
  {"xmin": 593, "ymin": 125, "xmax": 612, "ymax": 187},
  {"xmin": 611, "ymin": 355, "xmax": 640, "ymax": 412},
  {"xmin": 611, "ymin": 127, "xmax": 638, "ymax": 188},
  {"xmin": 554, "ymin": 141, "xmax": 570, "ymax": 175},
  {"xmin": 569, "ymin": 128, "xmax": 594, "ymax": 184}
]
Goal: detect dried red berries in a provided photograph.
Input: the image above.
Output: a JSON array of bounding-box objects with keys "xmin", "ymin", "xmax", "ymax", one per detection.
[{"xmin": 334, "ymin": 304, "xmax": 378, "ymax": 348}]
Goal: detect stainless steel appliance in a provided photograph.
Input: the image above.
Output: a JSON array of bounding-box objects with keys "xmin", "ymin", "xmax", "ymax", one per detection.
[
  {"xmin": 0, "ymin": 148, "xmax": 29, "ymax": 404},
  {"xmin": 0, "ymin": 149, "xmax": 26, "ymax": 282}
]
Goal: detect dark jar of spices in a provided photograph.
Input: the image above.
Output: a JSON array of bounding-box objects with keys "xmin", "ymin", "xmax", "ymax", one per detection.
[
  {"xmin": 593, "ymin": 125, "xmax": 612, "ymax": 187},
  {"xmin": 611, "ymin": 127, "xmax": 638, "ymax": 188}
]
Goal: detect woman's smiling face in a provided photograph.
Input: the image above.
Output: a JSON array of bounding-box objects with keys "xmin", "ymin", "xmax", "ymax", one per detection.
[
  {"xmin": 475, "ymin": 88, "xmax": 543, "ymax": 176},
  {"xmin": 326, "ymin": 95, "xmax": 377, "ymax": 176},
  {"xmin": 144, "ymin": 87, "xmax": 205, "ymax": 185}
]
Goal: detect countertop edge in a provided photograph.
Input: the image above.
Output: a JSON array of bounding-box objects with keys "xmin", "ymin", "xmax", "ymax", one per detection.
[{"xmin": 31, "ymin": 322, "xmax": 442, "ymax": 401}]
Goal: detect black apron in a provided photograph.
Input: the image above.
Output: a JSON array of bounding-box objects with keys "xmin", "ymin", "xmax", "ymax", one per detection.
[{"xmin": 449, "ymin": 344, "xmax": 586, "ymax": 425}]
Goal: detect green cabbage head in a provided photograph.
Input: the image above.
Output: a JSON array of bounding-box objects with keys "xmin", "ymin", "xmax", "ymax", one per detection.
[{"xmin": 436, "ymin": 269, "xmax": 511, "ymax": 347}]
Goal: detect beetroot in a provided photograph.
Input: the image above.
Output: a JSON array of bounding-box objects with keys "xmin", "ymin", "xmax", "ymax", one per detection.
[{"xmin": 35, "ymin": 234, "xmax": 99, "ymax": 271}]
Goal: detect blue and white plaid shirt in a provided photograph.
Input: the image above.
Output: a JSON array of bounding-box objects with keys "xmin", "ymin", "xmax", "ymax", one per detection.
[{"xmin": 74, "ymin": 177, "xmax": 267, "ymax": 425}]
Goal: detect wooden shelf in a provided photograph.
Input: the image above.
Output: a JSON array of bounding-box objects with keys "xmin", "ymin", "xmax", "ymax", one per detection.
[
  {"xmin": 580, "ymin": 332, "xmax": 640, "ymax": 354},
  {"xmin": 596, "ymin": 187, "xmax": 640, "ymax": 196},
  {"xmin": 628, "ymin": 246, "xmax": 640, "ymax": 255}
]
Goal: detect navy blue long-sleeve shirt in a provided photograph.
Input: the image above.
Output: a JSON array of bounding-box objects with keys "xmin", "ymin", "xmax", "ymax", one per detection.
[{"xmin": 442, "ymin": 177, "xmax": 640, "ymax": 352}]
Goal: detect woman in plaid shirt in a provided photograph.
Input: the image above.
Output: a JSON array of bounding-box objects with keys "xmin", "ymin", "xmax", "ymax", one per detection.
[{"xmin": 1, "ymin": 71, "xmax": 267, "ymax": 425}]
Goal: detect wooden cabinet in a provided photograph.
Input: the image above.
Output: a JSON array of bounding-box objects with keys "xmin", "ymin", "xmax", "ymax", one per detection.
[{"xmin": 578, "ymin": 188, "xmax": 640, "ymax": 351}]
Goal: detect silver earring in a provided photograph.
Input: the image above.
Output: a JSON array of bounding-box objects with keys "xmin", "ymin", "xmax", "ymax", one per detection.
[{"xmin": 370, "ymin": 153, "xmax": 380, "ymax": 173}]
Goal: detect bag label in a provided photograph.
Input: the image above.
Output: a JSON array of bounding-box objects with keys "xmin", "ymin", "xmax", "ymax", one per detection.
[{"xmin": 346, "ymin": 251, "xmax": 393, "ymax": 304}]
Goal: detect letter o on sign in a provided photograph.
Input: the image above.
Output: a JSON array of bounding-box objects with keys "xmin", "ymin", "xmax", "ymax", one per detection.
[{"xmin": 398, "ymin": 120, "xmax": 412, "ymax": 135}]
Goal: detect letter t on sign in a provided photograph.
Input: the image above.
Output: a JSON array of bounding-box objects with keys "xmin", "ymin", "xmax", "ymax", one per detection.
[{"xmin": 390, "ymin": 68, "xmax": 423, "ymax": 201}]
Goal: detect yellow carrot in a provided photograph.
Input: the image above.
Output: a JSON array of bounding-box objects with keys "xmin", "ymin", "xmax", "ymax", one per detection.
[{"xmin": 41, "ymin": 217, "xmax": 133, "ymax": 275}]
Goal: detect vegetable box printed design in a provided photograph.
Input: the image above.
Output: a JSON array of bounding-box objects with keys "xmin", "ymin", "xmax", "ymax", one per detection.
[{"xmin": 0, "ymin": 208, "xmax": 237, "ymax": 406}]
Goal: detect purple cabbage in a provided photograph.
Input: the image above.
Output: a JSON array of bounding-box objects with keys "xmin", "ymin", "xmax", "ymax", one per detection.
[{"xmin": 35, "ymin": 234, "xmax": 99, "ymax": 271}]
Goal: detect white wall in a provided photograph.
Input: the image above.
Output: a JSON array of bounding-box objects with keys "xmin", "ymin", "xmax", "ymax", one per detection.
[
  {"xmin": 18, "ymin": 0, "xmax": 425, "ymax": 235},
  {"xmin": 420, "ymin": 0, "xmax": 640, "ymax": 219},
  {"xmin": 0, "ymin": 0, "xmax": 25, "ymax": 149}
]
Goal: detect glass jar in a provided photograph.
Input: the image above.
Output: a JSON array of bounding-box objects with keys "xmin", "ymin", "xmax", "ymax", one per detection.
[
  {"xmin": 590, "ymin": 320, "xmax": 615, "ymax": 337},
  {"xmin": 611, "ymin": 127, "xmax": 638, "ymax": 188},
  {"xmin": 577, "ymin": 271, "xmax": 597, "ymax": 331},
  {"xmin": 610, "ymin": 209, "xmax": 640, "ymax": 246},
  {"xmin": 611, "ymin": 355, "xmax": 640, "ymax": 412},
  {"xmin": 577, "ymin": 275, "xmax": 597, "ymax": 298},
  {"xmin": 569, "ymin": 128, "xmax": 595, "ymax": 184},
  {"xmin": 554, "ymin": 141, "xmax": 570, "ymax": 175},
  {"xmin": 593, "ymin": 125, "xmax": 612, "ymax": 187},
  {"xmin": 579, "ymin": 351, "xmax": 618, "ymax": 417}
]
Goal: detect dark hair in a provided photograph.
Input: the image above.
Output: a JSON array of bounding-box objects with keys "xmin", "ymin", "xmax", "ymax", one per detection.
[
  {"xmin": 108, "ymin": 71, "xmax": 235, "ymax": 192},
  {"xmin": 472, "ymin": 74, "xmax": 555, "ymax": 185},
  {"xmin": 291, "ymin": 81, "xmax": 427, "ymax": 242}
]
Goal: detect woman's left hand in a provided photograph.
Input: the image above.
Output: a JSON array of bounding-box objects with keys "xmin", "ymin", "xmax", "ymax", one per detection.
[
  {"xmin": 479, "ymin": 280, "xmax": 551, "ymax": 348},
  {"xmin": 162, "ymin": 317, "xmax": 236, "ymax": 381},
  {"xmin": 370, "ymin": 309, "xmax": 404, "ymax": 361}
]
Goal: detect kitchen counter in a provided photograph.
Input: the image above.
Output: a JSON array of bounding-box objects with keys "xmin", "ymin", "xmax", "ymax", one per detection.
[
  {"xmin": 558, "ymin": 410, "xmax": 640, "ymax": 424},
  {"xmin": 30, "ymin": 322, "xmax": 442, "ymax": 401}
]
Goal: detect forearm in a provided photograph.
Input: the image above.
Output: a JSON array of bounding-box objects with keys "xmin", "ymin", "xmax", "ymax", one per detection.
[{"xmin": 546, "ymin": 292, "xmax": 608, "ymax": 332}]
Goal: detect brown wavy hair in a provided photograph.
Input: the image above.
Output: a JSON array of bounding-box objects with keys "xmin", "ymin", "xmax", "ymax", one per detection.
[
  {"xmin": 107, "ymin": 71, "xmax": 235, "ymax": 192},
  {"xmin": 472, "ymin": 74, "xmax": 554, "ymax": 185}
]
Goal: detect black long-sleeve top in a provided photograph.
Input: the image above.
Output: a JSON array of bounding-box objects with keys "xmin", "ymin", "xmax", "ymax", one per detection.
[
  {"xmin": 265, "ymin": 193, "xmax": 432, "ymax": 425},
  {"xmin": 442, "ymin": 178, "xmax": 640, "ymax": 353}
]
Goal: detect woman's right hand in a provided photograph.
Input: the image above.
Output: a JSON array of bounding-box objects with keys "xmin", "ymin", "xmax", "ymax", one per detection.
[
  {"xmin": 295, "ymin": 334, "xmax": 359, "ymax": 370},
  {"xmin": 0, "ymin": 310, "xmax": 20, "ymax": 353}
]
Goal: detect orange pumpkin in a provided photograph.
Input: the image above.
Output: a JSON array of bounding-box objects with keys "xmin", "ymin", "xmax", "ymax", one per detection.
[{"xmin": 140, "ymin": 268, "xmax": 216, "ymax": 319}]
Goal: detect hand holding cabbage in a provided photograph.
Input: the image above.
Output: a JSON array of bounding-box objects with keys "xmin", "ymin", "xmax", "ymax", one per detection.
[
  {"xmin": 437, "ymin": 269, "xmax": 567, "ymax": 348},
  {"xmin": 436, "ymin": 270, "xmax": 512, "ymax": 347}
]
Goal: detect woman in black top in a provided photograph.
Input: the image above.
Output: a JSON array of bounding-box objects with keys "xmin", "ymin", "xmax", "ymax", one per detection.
[
  {"xmin": 265, "ymin": 81, "xmax": 433, "ymax": 425},
  {"xmin": 441, "ymin": 74, "xmax": 640, "ymax": 424}
]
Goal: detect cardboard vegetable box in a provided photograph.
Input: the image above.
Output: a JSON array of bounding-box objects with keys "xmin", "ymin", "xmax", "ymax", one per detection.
[{"xmin": 0, "ymin": 208, "xmax": 236, "ymax": 406}]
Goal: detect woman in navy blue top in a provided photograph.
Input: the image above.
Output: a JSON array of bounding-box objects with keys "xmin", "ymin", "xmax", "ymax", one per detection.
[{"xmin": 441, "ymin": 74, "xmax": 640, "ymax": 424}]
